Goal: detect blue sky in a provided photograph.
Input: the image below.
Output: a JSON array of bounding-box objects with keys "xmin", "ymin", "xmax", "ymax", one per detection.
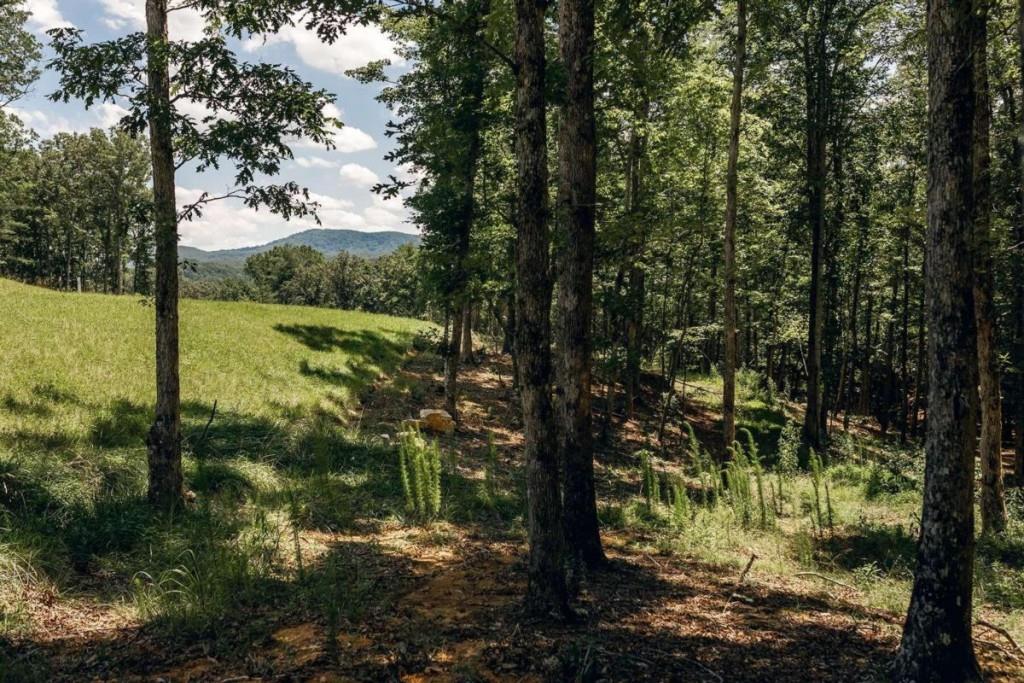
[{"xmin": 14, "ymin": 0, "xmax": 416, "ymax": 251}]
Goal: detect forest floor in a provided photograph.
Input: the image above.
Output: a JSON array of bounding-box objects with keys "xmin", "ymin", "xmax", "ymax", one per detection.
[{"xmin": 4, "ymin": 336, "xmax": 1024, "ymax": 681}]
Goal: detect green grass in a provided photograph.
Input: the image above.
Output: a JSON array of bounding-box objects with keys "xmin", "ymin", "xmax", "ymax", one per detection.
[
  {"xmin": 621, "ymin": 369, "xmax": 1024, "ymax": 642},
  {"xmin": 0, "ymin": 278, "xmax": 426, "ymax": 637}
]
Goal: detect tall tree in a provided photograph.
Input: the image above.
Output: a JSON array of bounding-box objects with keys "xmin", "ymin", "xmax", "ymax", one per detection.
[
  {"xmin": 893, "ymin": 0, "xmax": 982, "ymax": 677},
  {"xmin": 722, "ymin": 0, "xmax": 748, "ymax": 452},
  {"xmin": 357, "ymin": 0, "xmax": 493, "ymax": 423},
  {"xmin": 513, "ymin": 0, "xmax": 569, "ymax": 615},
  {"xmin": 1014, "ymin": 0, "xmax": 1024, "ymax": 482},
  {"xmin": 973, "ymin": 0, "xmax": 1007, "ymax": 535},
  {"xmin": 557, "ymin": 0, "xmax": 604, "ymax": 570},
  {"xmin": 51, "ymin": 0, "xmax": 335, "ymax": 508},
  {"xmin": 143, "ymin": 0, "xmax": 182, "ymax": 508}
]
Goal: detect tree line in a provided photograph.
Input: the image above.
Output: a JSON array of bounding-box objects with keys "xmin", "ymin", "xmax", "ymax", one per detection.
[
  {"xmin": 0, "ymin": 0, "xmax": 1015, "ymax": 677},
  {"xmin": 0, "ymin": 121, "xmax": 153, "ymax": 294},
  {"xmin": 181, "ymin": 242, "xmax": 425, "ymax": 318}
]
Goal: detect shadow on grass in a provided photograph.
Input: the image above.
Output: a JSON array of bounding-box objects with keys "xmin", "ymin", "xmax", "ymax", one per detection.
[
  {"xmin": 1, "ymin": 537, "xmax": 419, "ymax": 681},
  {"xmin": 814, "ymin": 521, "xmax": 917, "ymax": 575},
  {"xmin": 274, "ymin": 324, "xmax": 407, "ymax": 361}
]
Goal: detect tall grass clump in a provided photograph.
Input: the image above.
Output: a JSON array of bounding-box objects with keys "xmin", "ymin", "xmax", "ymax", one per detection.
[
  {"xmin": 774, "ymin": 420, "xmax": 800, "ymax": 514},
  {"xmin": 131, "ymin": 511, "xmax": 283, "ymax": 634},
  {"xmin": 398, "ymin": 429, "xmax": 442, "ymax": 520},
  {"xmin": 684, "ymin": 424, "xmax": 721, "ymax": 507},
  {"xmin": 671, "ymin": 478, "xmax": 690, "ymax": 526},
  {"xmin": 741, "ymin": 428, "xmax": 769, "ymax": 528},
  {"xmin": 638, "ymin": 449, "xmax": 659, "ymax": 511},
  {"xmin": 808, "ymin": 449, "xmax": 834, "ymax": 534},
  {"xmin": 724, "ymin": 445, "xmax": 753, "ymax": 527}
]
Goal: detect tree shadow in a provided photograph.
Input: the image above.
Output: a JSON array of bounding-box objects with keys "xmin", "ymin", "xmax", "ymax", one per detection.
[
  {"xmin": 1, "ymin": 537, "xmax": 419, "ymax": 681},
  {"xmin": 273, "ymin": 323, "xmax": 408, "ymax": 361},
  {"xmin": 814, "ymin": 521, "xmax": 918, "ymax": 575}
]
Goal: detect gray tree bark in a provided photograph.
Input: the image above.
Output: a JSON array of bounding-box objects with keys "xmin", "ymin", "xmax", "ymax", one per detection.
[
  {"xmin": 144, "ymin": 0, "xmax": 183, "ymax": 510},
  {"xmin": 722, "ymin": 0, "xmax": 747, "ymax": 452},
  {"xmin": 893, "ymin": 0, "xmax": 982, "ymax": 677},
  {"xmin": 513, "ymin": 0, "xmax": 569, "ymax": 617}
]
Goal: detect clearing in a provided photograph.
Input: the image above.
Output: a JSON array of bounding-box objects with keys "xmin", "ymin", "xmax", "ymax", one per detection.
[{"xmin": 1, "ymin": 280, "xmax": 1022, "ymax": 681}]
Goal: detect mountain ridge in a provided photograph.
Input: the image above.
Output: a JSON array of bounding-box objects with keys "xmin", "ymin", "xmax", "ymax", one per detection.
[{"xmin": 179, "ymin": 228, "xmax": 420, "ymax": 263}]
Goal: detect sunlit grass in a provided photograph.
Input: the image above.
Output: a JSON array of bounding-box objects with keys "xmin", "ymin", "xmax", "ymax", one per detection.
[{"xmin": 0, "ymin": 278, "xmax": 427, "ymax": 636}]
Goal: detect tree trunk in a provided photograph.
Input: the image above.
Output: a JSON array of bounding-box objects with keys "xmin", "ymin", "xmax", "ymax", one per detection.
[
  {"xmin": 893, "ymin": 0, "xmax": 982, "ymax": 677},
  {"xmin": 444, "ymin": 302, "xmax": 464, "ymax": 419},
  {"xmin": 556, "ymin": 0, "xmax": 604, "ymax": 571},
  {"xmin": 513, "ymin": 0, "xmax": 569, "ymax": 617},
  {"xmin": 442, "ymin": 19, "xmax": 486, "ymax": 420},
  {"xmin": 144, "ymin": 0, "xmax": 183, "ymax": 510},
  {"xmin": 461, "ymin": 303, "xmax": 474, "ymax": 363},
  {"xmin": 722, "ymin": 0, "xmax": 747, "ymax": 453},
  {"xmin": 972, "ymin": 0, "xmax": 1007, "ymax": 535},
  {"xmin": 624, "ymin": 265, "xmax": 643, "ymax": 419},
  {"xmin": 1013, "ymin": 0, "xmax": 1024, "ymax": 483},
  {"xmin": 900, "ymin": 218, "xmax": 911, "ymax": 444},
  {"xmin": 912, "ymin": 263, "xmax": 926, "ymax": 439},
  {"xmin": 844, "ymin": 203, "xmax": 866, "ymax": 430},
  {"xmin": 803, "ymin": 27, "xmax": 828, "ymax": 455}
]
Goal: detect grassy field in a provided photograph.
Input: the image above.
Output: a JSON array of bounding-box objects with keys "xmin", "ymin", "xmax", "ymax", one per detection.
[{"xmin": 0, "ymin": 278, "xmax": 426, "ymax": 649}]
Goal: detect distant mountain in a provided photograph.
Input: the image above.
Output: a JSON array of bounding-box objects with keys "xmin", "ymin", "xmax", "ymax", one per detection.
[{"xmin": 179, "ymin": 228, "xmax": 421, "ymax": 264}]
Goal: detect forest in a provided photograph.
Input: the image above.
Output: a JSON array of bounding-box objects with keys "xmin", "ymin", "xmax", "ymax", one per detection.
[{"xmin": 1, "ymin": 0, "xmax": 1023, "ymax": 680}]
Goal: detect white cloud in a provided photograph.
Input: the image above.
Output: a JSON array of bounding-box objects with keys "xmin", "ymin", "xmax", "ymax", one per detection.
[
  {"xmin": 291, "ymin": 123, "xmax": 376, "ymax": 154},
  {"xmin": 97, "ymin": 102, "xmax": 129, "ymax": 128},
  {"xmin": 339, "ymin": 163, "xmax": 379, "ymax": 187},
  {"xmin": 287, "ymin": 101, "xmax": 375, "ymax": 153},
  {"xmin": 332, "ymin": 126, "xmax": 377, "ymax": 153},
  {"xmin": 99, "ymin": 0, "xmax": 207, "ymax": 41},
  {"xmin": 295, "ymin": 157, "xmax": 338, "ymax": 169},
  {"xmin": 363, "ymin": 192, "xmax": 409, "ymax": 230},
  {"xmin": 23, "ymin": 0, "xmax": 72, "ymax": 32},
  {"xmin": 177, "ymin": 187, "xmax": 373, "ymax": 249},
  {"xmin": 9, "ymin": 107, "xmax": 84, "ymax": 137},
  {"xmin": 245, "ymin": 23, "xmax": 402, "ymax": 75}
]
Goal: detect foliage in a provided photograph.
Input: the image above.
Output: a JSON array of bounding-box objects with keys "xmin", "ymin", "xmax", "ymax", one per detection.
[
  {"xmin": 0, "ymin": 2, "xmax": 40, "ymax": 107},
  {"xmin": 398, "ymin": 429, "xmax": 443, "ymax": 520},
  {"xmin": 0, "ymin": 128, "xmax": 153, "ymax": 293}
]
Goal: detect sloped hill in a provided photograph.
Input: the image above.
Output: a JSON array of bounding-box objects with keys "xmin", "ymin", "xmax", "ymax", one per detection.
[{"xmin": 179, "ymin": 228, "xmax": 420, "ymax": 264}]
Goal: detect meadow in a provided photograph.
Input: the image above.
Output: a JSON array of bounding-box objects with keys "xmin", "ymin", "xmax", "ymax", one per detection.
[
  {"xmin": 2, "ymin": 279, "xmax": 1023, "ymax": 681},
  {"xmin": 0, "ymin": 279, "xmax": 426, "ymax": 659}
]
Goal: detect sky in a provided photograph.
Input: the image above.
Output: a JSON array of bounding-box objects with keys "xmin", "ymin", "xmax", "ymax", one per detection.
[{"xmin": 13, "ymin": 0, "xmax": 417, "ymax": 251}]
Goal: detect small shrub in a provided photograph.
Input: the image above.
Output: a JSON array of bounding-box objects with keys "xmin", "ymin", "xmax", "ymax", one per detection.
[
  {"xmin": 638, "ymin": 449, "xmax": 658, "ymax": 511},
  {"xmin": 412, "ymin": 327, "xmax": 444, "ymax": 354},
  {"xmin": 398, "ymin": 430, "xmax": 443, "ymax": 520},
  {"xmin": 776, "ymin": 421, "xmax": 800, "ymax": 474},
  {"xmin": 864, "ymin": 463, "xmax": 918, "ymax": 500},
  {"xmin": 829, "ymin": 462, "xmax": 871, "ymax": 486},
  {"xmin": 671, "ymin": 479, "xmax": 690, "ymax": 526}
]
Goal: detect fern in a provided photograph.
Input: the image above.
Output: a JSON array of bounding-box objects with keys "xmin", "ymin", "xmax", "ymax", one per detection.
[
  {"xmin": 638, "ymin": 449, "xmax": 657, "ymax": 511},
  {"xmin": 398, "ymin": 429, "xmax": 443, "ymax": 521},
  {"xmin": 671, "ymin": 478, "xmax": 690, "ymax": 525}
]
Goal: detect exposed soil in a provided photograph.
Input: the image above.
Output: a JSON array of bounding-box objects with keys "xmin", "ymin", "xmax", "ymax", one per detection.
[{"xmin": 4, "ymin": 351, "xmax": 1021, "ymax": 682}]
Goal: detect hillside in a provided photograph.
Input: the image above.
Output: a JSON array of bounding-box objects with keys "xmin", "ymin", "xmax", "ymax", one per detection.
[{"xmin": 179, "ymin": 228, "xmax": 421, "ymax": 264}]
